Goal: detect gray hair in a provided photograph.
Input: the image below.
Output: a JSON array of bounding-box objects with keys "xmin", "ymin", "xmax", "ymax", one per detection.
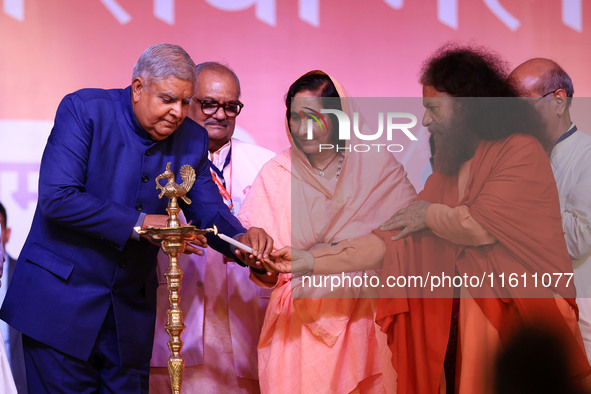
[
  {"xmin": 535, "ymin": 59, "xmax": 574, "ymax": 109},
  {"xmin": 195, "ymin": 62, "xmax": 241, "ymax": 98},
  {"xmin": 132, "ymin": 43, "xmax": 196, "ymax": 88}
]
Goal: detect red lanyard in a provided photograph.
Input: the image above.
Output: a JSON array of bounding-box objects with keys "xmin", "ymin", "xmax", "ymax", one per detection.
[{"xmin": 209, "ymin": 147, "xmax": 234, "ymax": 214}]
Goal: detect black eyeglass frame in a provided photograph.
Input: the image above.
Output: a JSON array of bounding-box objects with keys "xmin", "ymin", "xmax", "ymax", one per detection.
[
  {"xmin": 194, "ymin": 98, "xmax": 244, "ymax": 117},
  {"xmin": 534, "ymin": 89, "xmax": 558, "ymax": 102}
]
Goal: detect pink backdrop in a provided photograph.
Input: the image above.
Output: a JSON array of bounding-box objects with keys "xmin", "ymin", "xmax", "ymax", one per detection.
[{"xmin": 1, "ymin": 0, "xmax": 590, "ymax": 255}]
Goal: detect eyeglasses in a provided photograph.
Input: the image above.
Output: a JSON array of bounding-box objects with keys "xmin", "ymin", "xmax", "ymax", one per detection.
[
  {"xmin": 534, "ymin": 89, "xmax": 558, "ymax": 102},
  {"xmin": 195, "ymin": 99, "xmax": 244, "ymax": 117}
]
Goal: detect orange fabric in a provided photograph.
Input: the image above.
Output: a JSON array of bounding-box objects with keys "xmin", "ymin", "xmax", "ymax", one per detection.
[
  {"xmin": 426, "ymin": 160, "xmax": 495, "ymax": 247},
  {"xmin": 375, "ymin": 134, "xmax": 591, "ymax": 394},
  {"xmin": 426, "ymin": 204, "xmax": 496, "ymax": 246},
  {"xmin": 456, "ymin": 293, "xmax": 585, "ymax": 394},
  {"xmin": 238, "ymin": 71, "xmax": 416, "ymax": 393}
]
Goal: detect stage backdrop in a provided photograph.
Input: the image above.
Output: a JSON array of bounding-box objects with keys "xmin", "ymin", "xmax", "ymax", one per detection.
[{"xmin": 1, "ymin": 0, "xmax": 590, "ymax": 256}]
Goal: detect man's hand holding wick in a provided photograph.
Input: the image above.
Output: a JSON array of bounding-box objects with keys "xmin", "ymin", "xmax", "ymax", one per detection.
[{"xmin": 234, "ymin": 227, "xmax": 274, "ymax": 274}]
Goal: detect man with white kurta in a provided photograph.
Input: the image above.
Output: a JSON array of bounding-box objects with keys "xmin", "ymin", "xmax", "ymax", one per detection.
[
  {"xmin": 150, "ymin": 62, "xmax": 275, "ymax": 393},
  {"xmin": 510, "ymin": 58, "xmax": 591, "ymax": 363}
]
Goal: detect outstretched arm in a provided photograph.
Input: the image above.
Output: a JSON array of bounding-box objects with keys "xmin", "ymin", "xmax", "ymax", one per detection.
[{"xmin": 267, "ymin": 233, "xmax": 386, "ymax": 275}]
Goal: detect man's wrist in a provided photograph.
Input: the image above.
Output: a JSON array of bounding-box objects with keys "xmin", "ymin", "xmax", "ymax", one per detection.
[
  {"xmin": 230, "ymin": 232, "xmax": 244, "ymax": 253},
  {"xmin": 131, "ymin": 212, "xmax": 147, "ymax": 240}
]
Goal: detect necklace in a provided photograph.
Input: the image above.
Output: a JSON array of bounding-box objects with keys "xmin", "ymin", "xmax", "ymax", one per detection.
[
  {"xmin": 336, "ymin": 154, "xmax": 344, "ymax": 178},
  {"xmin": 312, "ymin": 153, "xmax": 344, "ymax": 178}
]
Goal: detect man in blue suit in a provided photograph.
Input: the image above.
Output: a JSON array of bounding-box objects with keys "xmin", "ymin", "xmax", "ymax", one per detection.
[{"xmin": 0, "ymin": 43, "xmax": 273, "ymax": 393}]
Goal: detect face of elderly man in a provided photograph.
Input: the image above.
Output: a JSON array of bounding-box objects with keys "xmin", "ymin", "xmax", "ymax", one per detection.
[
  {"xmin": 189, "ymin": 68, "xmax": 240, "ymax": 153},
  {"xmin": 509, "ymin": 60, "xmax": 562, "ymax": 139},
  {"xmin": 131, "ymin": 75, "xmax": 194, "ymax": 141}
]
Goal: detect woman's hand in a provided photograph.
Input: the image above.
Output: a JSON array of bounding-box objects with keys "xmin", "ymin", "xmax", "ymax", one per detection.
[{"xmin": 267, "ymin": 247, "xmax": 314, "ymax": 273}]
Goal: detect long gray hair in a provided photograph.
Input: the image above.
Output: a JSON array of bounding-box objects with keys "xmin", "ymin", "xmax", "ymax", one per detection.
[{"xmin": 132, "ymin": 43, "xmax": 196, "ymax": 88}]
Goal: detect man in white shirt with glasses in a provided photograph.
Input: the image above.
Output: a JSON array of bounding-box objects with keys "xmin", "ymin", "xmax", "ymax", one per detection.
[
  {"xmin": 150, "ymin": 62, "xmax": 275, "ymax": 393},
  {"xmin": 510, "ymin": 58, "xmax": 591, "ymax": 364}
]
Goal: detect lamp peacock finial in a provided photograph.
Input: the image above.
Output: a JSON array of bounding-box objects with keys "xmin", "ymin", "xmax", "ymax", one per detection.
[{"xmin": 155, "ymin": 162, "xmax": 196, "ymax": 205}]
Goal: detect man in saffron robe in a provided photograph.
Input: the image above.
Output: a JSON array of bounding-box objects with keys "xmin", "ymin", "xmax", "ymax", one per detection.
[{"xmin": 268, "ymin": 46, "xmax": 591, "ymax": 393}]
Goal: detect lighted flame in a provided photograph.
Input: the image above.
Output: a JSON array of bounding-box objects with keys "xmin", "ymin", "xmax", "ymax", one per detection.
[{"xmin": 213, "ymin": 225, "xmax": 218, "ymax": 235}]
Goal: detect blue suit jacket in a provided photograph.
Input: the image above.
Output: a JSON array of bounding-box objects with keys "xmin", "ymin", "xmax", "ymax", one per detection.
[{"xmin": 0, "ymin": 87, "xmax": 246, "ymax": 366}]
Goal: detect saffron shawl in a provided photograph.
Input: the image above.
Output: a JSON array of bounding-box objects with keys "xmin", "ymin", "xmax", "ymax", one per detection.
[{"xmin": 375, "ymin": 134, "xmax": 590, "ymax": 393}]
